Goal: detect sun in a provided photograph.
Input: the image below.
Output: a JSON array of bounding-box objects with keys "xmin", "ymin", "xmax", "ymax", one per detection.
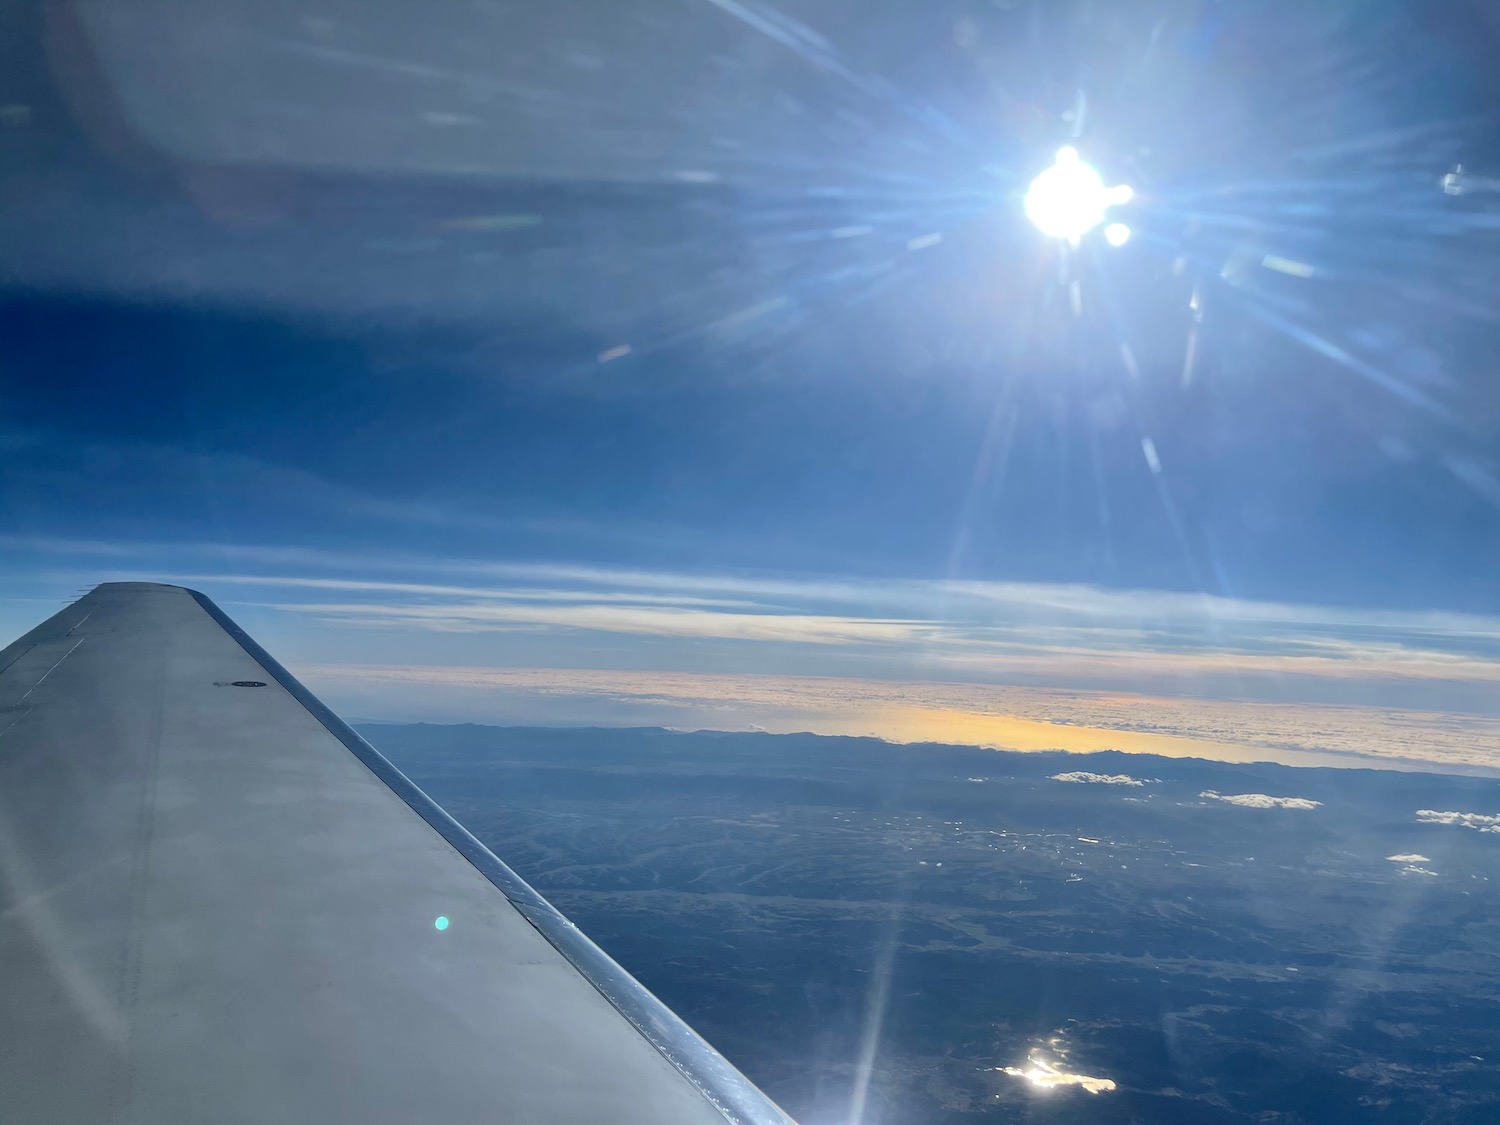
[{"xmin": 1023, "ymin": 146, "xmax": 1134, "ymax": 246}]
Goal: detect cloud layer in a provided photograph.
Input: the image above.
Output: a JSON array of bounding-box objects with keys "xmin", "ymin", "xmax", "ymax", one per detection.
[
  {"xmin": 10, "ymin": 537, "xmax": 1500, "ymax": 712},
  {"xmin": 9, "ymin": 538, "xmax": 1500, "ymax": 773},
  {"xmin": 296, "ymin": 663, "xmax": 1500, "ymax": 774}
]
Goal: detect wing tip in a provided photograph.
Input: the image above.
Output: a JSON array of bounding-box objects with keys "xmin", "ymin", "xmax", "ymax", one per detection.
[{"xmin": 89, "ymin": 580, "xmax": 207, "ymax": 597}]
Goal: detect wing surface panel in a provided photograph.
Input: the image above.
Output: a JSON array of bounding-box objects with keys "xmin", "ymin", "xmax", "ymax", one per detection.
[{"xmin": 0, "ymin": 583, "xmax": 790, "ymax": 1125}]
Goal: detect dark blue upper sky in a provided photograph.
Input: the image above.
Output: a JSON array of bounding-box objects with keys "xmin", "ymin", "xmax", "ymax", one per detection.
[{"xmin": 3, "ymin": 275, "xmax": 1498, "ymax": 614}]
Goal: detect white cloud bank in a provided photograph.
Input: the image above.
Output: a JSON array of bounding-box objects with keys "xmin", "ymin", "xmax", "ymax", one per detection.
[
  {"xmin": 1415, "ymin": 810, "xmax": 1500, "ymax": 833},
  {"xmin": 1201, "ymin": 791, "xmax": 1322, "ymax": 810},
  {"xmin": 1052, "ymin": 772, "xmax": 1148, "ymax": 787},
  {"xmin": 1385, "ymin": 854, "xmax": 1431, "ymax": 863}
]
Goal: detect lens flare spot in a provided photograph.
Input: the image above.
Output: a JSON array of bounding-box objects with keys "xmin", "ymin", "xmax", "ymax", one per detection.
[
  {"xmin": 1104, "ymin": 222, "xmax": 1131, "ymax": 247},
  {"xmin": 434, "ymin": 915, "xmax": 450, "ymax": 931}
]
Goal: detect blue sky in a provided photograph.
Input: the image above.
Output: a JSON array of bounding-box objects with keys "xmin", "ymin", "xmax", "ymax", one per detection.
[{"xmin": 4, "ymin": 0, "xmax": 1500, "ymax": 770}]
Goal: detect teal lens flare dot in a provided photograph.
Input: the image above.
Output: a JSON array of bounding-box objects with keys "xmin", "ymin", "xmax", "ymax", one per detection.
[{"xmin": 434, "ymin": 915, "xmax": 450, "ymax": 931}]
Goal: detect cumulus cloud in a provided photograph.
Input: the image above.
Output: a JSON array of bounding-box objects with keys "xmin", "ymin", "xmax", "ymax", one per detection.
[
  {"xmin": 1415, "ymin": 810, "xmax": 1500, "ymax": 833},
  {"xmin": 1386, "ymin": 853, "xmax": 1439, "ymax": 876},
  {"xmin": 1201, "ymin": 790, "xmax": 1322, "ymax": 810},
  {"xmin": 1052, "ymin": 772, "xmax": 1147, "ymax": 787}
]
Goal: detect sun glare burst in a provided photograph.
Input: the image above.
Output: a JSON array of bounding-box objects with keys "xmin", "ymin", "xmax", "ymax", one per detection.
[{"xmin": 1024, "ymin": 147, "xmax": 1134, "ymax": 246}]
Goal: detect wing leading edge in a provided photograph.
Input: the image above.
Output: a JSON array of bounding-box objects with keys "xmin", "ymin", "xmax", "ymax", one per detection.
[{"xmin": 0, "ymin": 582, "xmax": 794, "ymax": 1125}]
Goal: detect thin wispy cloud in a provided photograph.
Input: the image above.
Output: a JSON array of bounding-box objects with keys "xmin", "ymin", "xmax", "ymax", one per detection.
[
  {"xmin": 271, "ymin": 599, "xmax": 934, "ymax": 646},
  {"xmin": 199, "ymin": 575, "xmax": 763, "ymax": 609},
  {"xmin": 14, "ymin": 533, "xmax": 1500, "ymax": 650}
]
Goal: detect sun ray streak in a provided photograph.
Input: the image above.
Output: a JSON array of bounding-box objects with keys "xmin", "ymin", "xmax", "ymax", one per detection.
[
  {"xmin": 1232, "ymin": 291, "xmax": 1452, "ymax": 417},
  {"xmin": 845, "ymin": 899, "xmax": 905, "ymax": 1124}
]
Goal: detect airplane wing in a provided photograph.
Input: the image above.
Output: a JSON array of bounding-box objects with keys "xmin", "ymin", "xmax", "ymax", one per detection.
[{"xmin": 0, "ymin": 582, "xmax": 794, "ymax": 1124}]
